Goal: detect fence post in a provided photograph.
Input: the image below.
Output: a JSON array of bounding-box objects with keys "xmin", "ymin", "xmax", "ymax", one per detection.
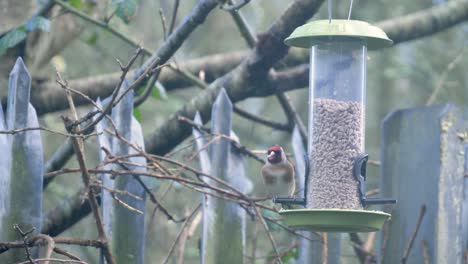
[
  {"xmin": 463, "ymin": 142, "xmax": 467, "ymax": 261},
  {"xmin": 198, "ymin": 89, "xmax": 245, "ymax": 263},
  {"xmin": 379, "ymin": 105, "xmax": 467, "ymax": 263},
  {"xmin": 192, "ymin": 112, "xmax": 211, "ymax": 264},
  {"xmin": 94, "ymin": 99, "xmax": 114, "ymax": 264},
  {"xmin": 0, "ymin": 101, "xmax": 8, "ymax": 226},
  {"xmin": 107, "ymin": 87, "xmax": 146, "ymax": 264},
  {"xmin": 0, "ymin": 58, "xmax": 43, "ymax": 262},
  {"xmin": 291, "ymin": 126, "xmax": 340, "ymax": 263},
  {"xmin": 227, "ymin": 130, "xmax": 252, "ymax": 260}
]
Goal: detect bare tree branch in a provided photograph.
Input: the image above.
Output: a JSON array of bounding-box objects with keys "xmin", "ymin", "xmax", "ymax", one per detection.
[{"xmin": 401, "ymin": 204, "xmax": 427, "ymax": 264}]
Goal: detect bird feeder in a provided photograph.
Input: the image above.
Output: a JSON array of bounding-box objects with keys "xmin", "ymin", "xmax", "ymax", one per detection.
[{"xmin": 274, "ymin": 20, "xmax": 396, "ymax": 232}]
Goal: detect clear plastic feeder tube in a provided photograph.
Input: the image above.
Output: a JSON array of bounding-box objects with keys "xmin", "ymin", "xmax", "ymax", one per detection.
[{"xmin": 307, "ymin": 38, "xmax": 366, "ymax": 209}]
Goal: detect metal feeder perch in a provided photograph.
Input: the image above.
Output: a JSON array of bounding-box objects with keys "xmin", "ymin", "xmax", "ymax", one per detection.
[{"xmin": 274, "ymin": 19, "xmax": 397, "ymax": 232}]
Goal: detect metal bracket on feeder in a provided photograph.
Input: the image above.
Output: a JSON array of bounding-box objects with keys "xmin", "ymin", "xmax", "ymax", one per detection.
[
  {"xmin": 353, "ymin": 153, "xmax": 397, "ymax": 207},
  {"xmin": 273, "ymin": 154, "xmax": 309, "ymax": 207}
]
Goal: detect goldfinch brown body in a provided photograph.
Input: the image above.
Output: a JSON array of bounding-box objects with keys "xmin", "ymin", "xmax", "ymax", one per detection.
[{"xmin": 261, "ymin": 146, "xmax": 296, "ymax": 198}]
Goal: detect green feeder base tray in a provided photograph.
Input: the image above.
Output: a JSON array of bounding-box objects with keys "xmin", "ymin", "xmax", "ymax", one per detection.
[{"xmin": 279, "ymin": 209, "xmax": 390, "ymax": 232}]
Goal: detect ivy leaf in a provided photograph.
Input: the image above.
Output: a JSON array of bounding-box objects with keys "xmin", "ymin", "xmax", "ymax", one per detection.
[
  {"xmin": 0, "ymin": 28, "xmax": 27, "ymax": 56},
  {"xmin": 68, "ymin": 0, "xmax": 83, "ymax": 9},
  {"xmin": 133, "ymin": 106, "xmax": 142, "ymax": 122},
  {"xmin": 86, "ymin": 32, "xmax": 99, "ymax": 46},
  {"xmin": 25, "ymin": 16, "xmax": 51, "ymax": 32},
  {"xmin": 262, "ymin": 209, "xmax": 282, "ymax": 232},
  {"xmin": 151, "ymin": 81, "xmax": 167, "ymax": 100},
  {"xmin": 281, "ymin": 247, "xmax": 299, "ymax": 262},
  {"xmin": 110, "ymin": 0, "xmax": 137, "ymax": 24},
  {"xmin": 0, "ymin": 16, "xmax": 50, "ymax": 55}
]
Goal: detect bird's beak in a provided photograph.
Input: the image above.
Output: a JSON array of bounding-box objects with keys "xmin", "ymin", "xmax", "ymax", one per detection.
[{"xmin": 267, "ymin": 151, "xmax": 275, "ymax": 159}]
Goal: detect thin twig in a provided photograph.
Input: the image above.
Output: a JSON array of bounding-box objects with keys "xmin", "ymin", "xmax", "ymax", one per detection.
[
  {"xmin": 16, "ymin": 258, "xmax": 86, "ymax": 264},
  {"xmin": 0, "ymin": 127, "xmax": 95, "ymax": 138},
  {"xmin": 364, "ymin": 232, "xmax": 377, "ymax": 264},
  {"xmin": 349, "ymin": 233, "xmax": 369, "ymax": 264},
  {"xmin": 366, "ymin": 188, "xmax": 379, "ymax": 197},
  {"xmin": 77, "ymin": 47, "xmax": 143, "ymax": 133},
  {"xmin": 159, "ymin": 8, "xmax": 168, "ymax": 40},
  {"xmin": 322, "ymin": 233, "xmax": 328, "ymax": 264},
  {"xmin": 368, "ymin": 160, "xmax": 381, "ymax": 166},
  {"xmin": 52, "ymin": 247, "xmax": 83, "ymax": 262},
  {"xmin": 421, "ymin": 240, "xmax": 430, "ymax": 264},
  {"xmin": 0, "ymin": 237, "xmax": 104, "ymax": 253},
  {"xmin": 226, "ymin": 0, "xmax": 256, "ymax": 47},
  {"xmin": 161, "ymin": 204, "xmax": 201, "ymax": 264},
  {"xmin": 380, "ymin": 213, "xmax": 391, "ymax": 262},
  {"xmin": 168, "ymin": 0, "xmax": 180, "ymax": 34},
  {"xmin": 13, "ymin": 225, "xmax": 36, "ymax": 264},
  {"xmin": 53, "ymin": 0, "xmax": 152, "ymax": 56},
  {"xmin": 35, "ymin": 234, "xmax": 55, "ymax": 264},
  {"xmin": 401, "ymin": 204, "xmax": 427, "ymax": 264},
  {"xmin": 177, "ymin": 115, "xmax": 265, "ymax": 163},
  {"xmin": 57, "ymin": 72, "xmax": 116, "ymax": 264},
  {"xmin": 253, "ymin": 206, "xmax": 283, "ymax": 264},
  {"xmin": 221, "ymin": 0, "xmax": 251, "ymax": 11},
  {"xmin": 233, "ymin": 106, "xmax": 290, "ymax": 131},
  {"xmin": 104, "ymin": 128, "xmax": 259, "ymax": 203},
  {"xmin": 425, "ymin": 47, "xmax": 465, "ymax": 105},
  {"xmin": 95, "ymin": 181, "xmax": 143, "ymax": 201},
  {"xmin": 134, "ymin": 68, "xmax": 161, "ymax": 107},
  {"xmin": 110, "ymin": 192, "xmax": 143, "ymax": 214},
  {"xmin": 114, "ymin": 161, "xmax": 185, "ymax": 223},
  {"xmin": 275, "ymin": 92, "xmax": 307, "ymax": 145},
  {"xmin": 170, "ymin": 64, "xmax": 290, "ymax": 135}
]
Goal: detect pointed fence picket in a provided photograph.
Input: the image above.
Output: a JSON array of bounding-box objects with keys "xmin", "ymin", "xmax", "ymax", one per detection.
[
  {"xmin": 95, "ymin": 88, "xmax": 147, "ymax": 264},
  {"xmin": 193, "ymin": 89, "xmax": 251, "ymax": 264},
  {"xmin": 0, "ymin": 58, "xmax": 44, "ymax": 262},
  {"xmin": 192, "ymin": 112, "xmax": 212, "ymax": 264}
]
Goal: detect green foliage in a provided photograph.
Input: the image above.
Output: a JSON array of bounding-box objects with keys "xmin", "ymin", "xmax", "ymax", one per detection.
[
  {"xmin": 262, "ymin": 209, "xmax": 282, "ymax": 232},
  {"xmin": 265, "ymin": 247, "xmax": 298, "ymax": 264},
  {"xmin": 110, "ymin": 0, "xmax": 137, "ymax": 24},
  {"xmin": 0, "ymin": 16, "xmax": 50, "ymax": 55},
  {"xmin": 151, "ymin": 81, "xmax": 168, "ymax": 100},
  {"xmin": 68, "ymin": 0, "xmax": 83, "ymax": 9},
  {"xmin": 0, "ymin": 29, "xmax": 27, "ymax": 56},
  {"xmin": 281, "ymin": 247, "xmax": 299, "ymax": 263},
  {"xmin": 85, "ymin": 31, "xmax": 99, "ymax": 46},
  {"xmin": 133, "ymin": 106, "xmax": 142, "ymax": 122}
]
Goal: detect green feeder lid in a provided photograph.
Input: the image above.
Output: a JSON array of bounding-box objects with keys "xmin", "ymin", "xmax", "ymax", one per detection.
[
  {"xmin": 285, "ymin": 19, "xmax": 393, "ymax": 50},
  {"xmin": 279, "ymin": 209, "xmax": 391, "ymax": 232}
]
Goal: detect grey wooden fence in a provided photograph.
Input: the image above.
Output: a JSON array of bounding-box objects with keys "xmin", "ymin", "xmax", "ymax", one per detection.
[
  {"xmin": 192, "ymin": 89, "xmax": 252, "ymax": 264},
  {"xmin": 463, "ymin": 142, "xmax": 467, "ymax": 257},
  {"xmin": 379, "ymin": 105, "xmax": 468, "ymax": 264},
  {"xmin": 0, "ymin": 58, "xmax": 44, "ymax": 262}
]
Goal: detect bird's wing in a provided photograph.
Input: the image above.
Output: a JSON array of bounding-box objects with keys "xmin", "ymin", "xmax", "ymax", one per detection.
[{"xmin": 282, "ymin": 162, "xmax": 296, "ymax": 197}]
